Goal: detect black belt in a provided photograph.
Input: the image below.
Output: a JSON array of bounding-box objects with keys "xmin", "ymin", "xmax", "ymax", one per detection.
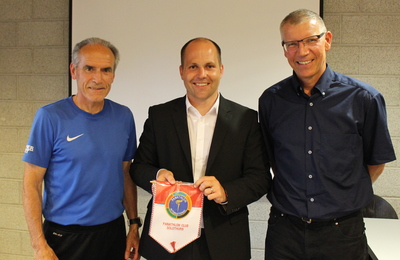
[{"xmin": 271, "ymin": 207, "xmax": 361, "ymax": 227}]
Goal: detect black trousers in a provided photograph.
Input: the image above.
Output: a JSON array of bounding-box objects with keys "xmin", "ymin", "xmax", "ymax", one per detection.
[
  {"xmin": 265, "ymin": 207, "xmax": 369, "ymax": 260},
  {"xmin": 144, "ymin": 229, "xmax": 212, "ymax": 260},
  {"xmin": 172, "ymin": 229, "xmax": 212, "ymax": 260},
  {"xmin": 43, "ymin": 215, "xmax": 126, "ymax": 260}
]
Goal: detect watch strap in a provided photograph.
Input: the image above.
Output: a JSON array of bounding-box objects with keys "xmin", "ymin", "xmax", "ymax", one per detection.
[{"xmin": 129, "ymin": 217, "xmax": 142, "ymax": 227}]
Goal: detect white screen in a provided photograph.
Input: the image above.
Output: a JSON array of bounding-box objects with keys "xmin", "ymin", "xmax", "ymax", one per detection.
[{"xmin": 71, "ymin": 0, "xmax": 320, "ymax": 134}]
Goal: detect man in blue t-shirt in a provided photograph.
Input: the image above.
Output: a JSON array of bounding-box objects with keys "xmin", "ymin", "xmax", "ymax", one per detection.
[{"xmin": 22, "ymin": 37, "xmax": 140, "ymax": 260}]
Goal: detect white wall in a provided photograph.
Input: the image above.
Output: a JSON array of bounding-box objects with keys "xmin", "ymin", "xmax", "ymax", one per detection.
[{"xmin": 71, "ymin": 0, "xmax": 320, "ymax": 134}]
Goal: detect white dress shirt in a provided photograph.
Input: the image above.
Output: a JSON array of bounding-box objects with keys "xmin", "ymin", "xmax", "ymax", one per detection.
[{"xmin": 186, "ymin": 94, "xmax": 219, "ymax": 182}]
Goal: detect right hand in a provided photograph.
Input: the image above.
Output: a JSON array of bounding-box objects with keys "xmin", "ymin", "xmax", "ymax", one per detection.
[
  {"xmin": 34, "ymin": 244, "xmax": 59, "ymax": 260},
  {"xmin": 156, "ymin": 169, "xmax": 176, "ymax": 185}
]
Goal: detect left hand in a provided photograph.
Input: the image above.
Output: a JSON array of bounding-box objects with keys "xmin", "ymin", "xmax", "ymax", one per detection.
[
  {"xmin": 125, "ymin": 226, "xmax": 140, "ymax": 260},
  {"xmin": 194, "ymin": 176, "xmax": 227, "ymax": 204}
]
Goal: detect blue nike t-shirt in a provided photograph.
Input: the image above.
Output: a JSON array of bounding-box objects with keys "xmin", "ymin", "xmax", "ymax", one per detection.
[{"xmin": 23, "ymin": 96, "xmax": 137, "ymax": 226}]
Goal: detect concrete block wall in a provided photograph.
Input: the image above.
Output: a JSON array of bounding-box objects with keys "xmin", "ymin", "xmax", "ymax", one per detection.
[
  {"xmin": 0, "ymin": 0, "xmax": 398, "ymax": 259},
  {"xmin": 324, "ymin": 0, "xmax": 400, "ymax": 217},
  {"xmin": 0, "ymin": 0, "xmax": 69, "ymax": 258}
]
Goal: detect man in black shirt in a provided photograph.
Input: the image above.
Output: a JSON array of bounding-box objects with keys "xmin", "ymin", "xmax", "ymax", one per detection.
[{"xmin": 259, "ymin": 9, "xmax": 396, "ymax": 259}]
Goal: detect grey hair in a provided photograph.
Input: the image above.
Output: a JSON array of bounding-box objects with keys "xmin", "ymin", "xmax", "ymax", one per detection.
[
  {"xmin": 71, "ymin": 37, "xmax": 120, "ymax": 71},
  {"xmin": 280, "ymin": 9, "xmax": 327, "ymax": 32}
]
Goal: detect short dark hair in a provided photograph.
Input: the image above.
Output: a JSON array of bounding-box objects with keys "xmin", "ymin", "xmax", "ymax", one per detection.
[{"xmin": 180, "ymin": 37, "xmax": 222, "ymax": 66}]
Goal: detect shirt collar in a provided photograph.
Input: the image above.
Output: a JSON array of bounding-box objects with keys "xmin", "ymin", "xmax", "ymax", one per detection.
[
  {"xmin": 186, "ymin": 93, "xmax": 220, "ymax": 116},
  {"xmin": 291, "ymin": 64, "xmax": 334, "ymax": 97}
]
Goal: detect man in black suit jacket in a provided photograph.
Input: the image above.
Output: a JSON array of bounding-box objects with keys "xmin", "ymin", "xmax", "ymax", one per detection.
[{"xmin": 130, "ymin": 37, "xmax": 271, "ymax": 260}]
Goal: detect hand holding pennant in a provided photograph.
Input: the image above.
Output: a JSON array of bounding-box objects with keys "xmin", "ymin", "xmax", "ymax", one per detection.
[{"xmin": 149, "ymin": 181, "xmax": 204, "ymax": 253}]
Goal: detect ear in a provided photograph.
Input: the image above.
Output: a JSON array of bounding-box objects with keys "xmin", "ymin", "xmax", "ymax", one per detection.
[
  {"xmin": 284, "ymin": 48, "xmax": 289, "ymax": 59},
  {"xmin": 219, "ymin": 64, "xmax": 224, "ymax": 78},
  {"xmin": 110, "ymin": 72, "xmax": 115, "ymax": 83},
  {"xmin": 179, "ymin": 65, "xmax": 184, "ymax": 79},
  {"xmin": 280, "ymin": 30, "xmax": 289, "ymax": 59},
  {"xmin": 324, "ymin": 31, "xmax": 333, "ymax": 51},
  {"xmin": 70, "ymin": 63, "xmax": 77, "ymax": 79}
]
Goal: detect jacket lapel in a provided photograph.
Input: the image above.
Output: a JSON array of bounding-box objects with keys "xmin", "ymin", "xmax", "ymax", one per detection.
[
  {"xmin": 206, "ymin": 95, "xmax": 232, "ymax": 173},
  {"xmin": 171, "ymin": 97, "xmax": 193, "ymax": 173}
]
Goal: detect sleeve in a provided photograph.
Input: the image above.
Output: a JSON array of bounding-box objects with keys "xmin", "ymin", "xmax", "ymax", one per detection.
[
  {"xmin": 258, "ymin": 94, "xmax": 275, "ymax": 164},
  {"xmin": 22, "ymin": 108, "xmax": 54, "ymax": 169},
  {"xmin": 362, "ymin": 92, "xmax": 396, "ymax": 165},
  {"xmin": 221, "ymin": 109, "xmax": 272, "ymax": 215},
  {"xmin": 123, "ymin": 108, "xmax": 137, "ymax": 161},
  {"xmin": 130, "ymin": 106, "xmax": 161, "ymax": 193}
]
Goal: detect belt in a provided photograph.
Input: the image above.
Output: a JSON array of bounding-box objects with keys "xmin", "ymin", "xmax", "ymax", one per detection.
[{"xmin": 271, "ymin": 207, "xmax": 361, "ymax": 226}]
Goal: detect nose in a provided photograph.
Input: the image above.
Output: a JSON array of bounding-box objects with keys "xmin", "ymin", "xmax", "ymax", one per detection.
[
  {"xmin": 92, "ymin": 70, "xmax": 103, "ymax": 84},
  {"xmin": 297, "ymin": 41, "xmax": 309, "ymax": 55},
  {"xmin": 197, "ymin": 67, "xmax": 206, "ymax": 78}
]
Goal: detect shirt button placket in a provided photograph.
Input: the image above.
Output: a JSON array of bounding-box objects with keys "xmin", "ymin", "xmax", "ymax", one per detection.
[
  {"xmin": 305, "ymin": 99, "xmax": 316, "ymax": 212},
  {"xmin": 307, "ymin": 102, "xmax": 314, "ymax": 155}
]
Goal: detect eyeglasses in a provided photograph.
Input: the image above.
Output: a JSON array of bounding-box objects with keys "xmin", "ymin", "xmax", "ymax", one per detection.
[{"xmin": 281, "ymin": 32, "xmax": 326, "ymax": 53}]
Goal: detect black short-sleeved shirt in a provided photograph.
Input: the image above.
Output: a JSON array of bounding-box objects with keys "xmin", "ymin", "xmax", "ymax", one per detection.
[{"xmin": 259, "ymin": 65, "xmax": 396, "ymax": 220}]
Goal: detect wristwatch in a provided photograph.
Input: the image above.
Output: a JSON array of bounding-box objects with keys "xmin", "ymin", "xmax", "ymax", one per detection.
[{"xmin": 129, "ymin": 217, "xmax": 142, "ymax": 227}]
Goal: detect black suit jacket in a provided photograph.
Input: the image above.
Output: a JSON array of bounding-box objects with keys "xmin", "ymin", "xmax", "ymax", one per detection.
[{"xmin": 131, "ymin": 95, "xmax": 271, "ymax": 260}]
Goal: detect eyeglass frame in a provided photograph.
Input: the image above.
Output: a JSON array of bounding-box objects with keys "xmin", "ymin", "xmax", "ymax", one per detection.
[{"xmin": 281, "ymin": 32, "xmax": 326, "ymax": 52}]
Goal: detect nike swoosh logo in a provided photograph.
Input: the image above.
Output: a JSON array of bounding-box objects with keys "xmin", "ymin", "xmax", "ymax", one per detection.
[{"xmin": 67, "ymin": 134, "xmax": 84, "ymax": 142}]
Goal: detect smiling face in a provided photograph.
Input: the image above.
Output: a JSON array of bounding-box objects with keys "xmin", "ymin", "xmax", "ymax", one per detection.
[
  {"xmin": 70, "ymin": 43, "xmax": 115, "ymax": 112},
  {"xmin": 281, "ymin": 19, "xmax": 332, "ymax": 89},
  {"xmin": 179, "ymin": 39, "xmax": 224, "ymax": 108}
]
